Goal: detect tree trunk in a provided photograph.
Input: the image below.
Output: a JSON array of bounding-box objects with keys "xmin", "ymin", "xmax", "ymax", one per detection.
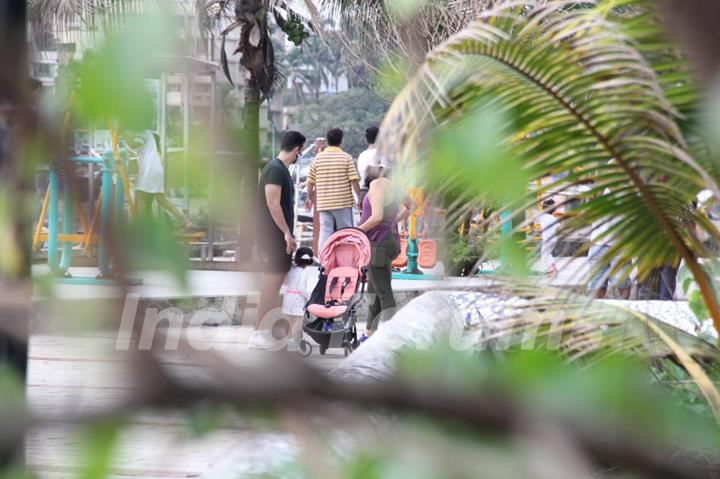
[
  {"xmin": 238, "ymin": 76, "xmax": 262, "ymax": 261},
  {"xmin": 242, "ymin": 75, "xmax": 261, "ymax": 194},
  {"xmin": 0, "ymin": 0, "xmax": 30, "ymax": 469}
]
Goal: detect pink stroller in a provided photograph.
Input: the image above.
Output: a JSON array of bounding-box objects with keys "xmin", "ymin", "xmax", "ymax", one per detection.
[{"xmin": 300, "ymin": 228, "xmax": 371, "ymax": 357}]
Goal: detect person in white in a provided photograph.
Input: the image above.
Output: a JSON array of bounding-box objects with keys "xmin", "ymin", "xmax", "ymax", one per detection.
[
  {"xmin": 127, "ymin": 130, "xmax": 194, "ymax": 230},
  {"xmin": 536, "ymin": 199, "xmax": 559, "ymax": 277},
  {"xmin": 587, "ymin": 188, "xmax": 630, "ymax": 299},
  {"xmin": 356, "ymin": 126, "xmax": 382, "ymax": 195},
  {"xmin": 275, "ymin": 246, "xmax": 316, "ymax": 351}
]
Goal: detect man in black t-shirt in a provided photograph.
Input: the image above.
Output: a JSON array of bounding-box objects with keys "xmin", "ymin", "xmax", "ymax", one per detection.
[{"xmin": 251, "ymin": 130, "xmax": 306, "ymax": 350}]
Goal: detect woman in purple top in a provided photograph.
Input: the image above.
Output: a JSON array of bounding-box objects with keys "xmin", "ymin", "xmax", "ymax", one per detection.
[{"xmin": 358, "ymin": 166, "xmax": 411, "ymax": 338}]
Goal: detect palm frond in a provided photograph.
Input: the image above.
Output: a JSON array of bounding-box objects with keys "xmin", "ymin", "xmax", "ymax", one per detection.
[
  {"xmin": 457, "ymin": 282, "xmax": 720, "ymax": 421},
  {"xmin": 379, "ymin": 0, "xmax": 720, "ymax": 332}
]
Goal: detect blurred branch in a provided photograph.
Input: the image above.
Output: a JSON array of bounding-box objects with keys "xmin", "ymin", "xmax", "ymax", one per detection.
[{"xmin": 1, "ymin": 346, "xmax": 717, "ymax": 479}]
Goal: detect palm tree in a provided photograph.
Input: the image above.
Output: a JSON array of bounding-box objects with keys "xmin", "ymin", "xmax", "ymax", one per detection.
[
  {"xmin": 321, "ymin": 0, "xmax": 496, "ymax": 88},
  {"xmin": 379, "ymin": 1, "xmax": 720, "ymax": 335},
  {"xmin": 200, "ymin": 0, "xmax": 322, "ymax": 197},
  {"xmin": 373, "ymin": 0, "xmax": 720, "ymax": 419}
]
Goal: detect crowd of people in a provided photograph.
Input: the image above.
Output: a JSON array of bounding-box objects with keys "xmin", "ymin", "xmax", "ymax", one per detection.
[{"xmin": 250, "ymin": 127, "xmax": 409, "ymax": 350}]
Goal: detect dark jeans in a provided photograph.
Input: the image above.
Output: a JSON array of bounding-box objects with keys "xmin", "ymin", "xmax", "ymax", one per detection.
[
  {"xmin": 367, "ymin": 234, "xmax": 400, "ymax": 331},
  {"xmin": 638, "ymin": 265, "xmax": 678, "ymax": 300},
  {"xmin": 657, "ymin": 265, "xmax": 678, "ymax": 300}
]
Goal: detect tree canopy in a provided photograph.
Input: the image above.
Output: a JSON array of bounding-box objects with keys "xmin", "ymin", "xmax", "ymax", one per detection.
[{"xmin": 290, "ymin": 87, "xmax": 388, "ymax": 157}]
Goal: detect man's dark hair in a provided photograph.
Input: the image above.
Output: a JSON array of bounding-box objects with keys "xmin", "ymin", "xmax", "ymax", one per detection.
[
  {"xmin": 327, "ymin": 128, "xmax": 343, "ymax": 147},
  {"xmin": 542, "ymin": 198, "xmax": 556, "ymax": 213},
  {"xmin": 281, "ymin": 130, "xmax": 306, "ymax": 152},
  {"xmin": 365, "ymin": 126, "xmax": 379, "ymax": 145},
  {"xmin": 294, "ymin": 246, "xmax": 314, "ymax": 267}
]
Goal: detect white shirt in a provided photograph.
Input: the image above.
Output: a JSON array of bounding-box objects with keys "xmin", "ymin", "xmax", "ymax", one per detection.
[
  {"xmin": 135, "ymin": 130, "xmax": 165, "ymax": 193},
  {"xmin": 280, "ymin": 266, "xmax": 317, "ymax": 316},
  {"xmin": 356, "ymin": 147, "xmax": 380, "ymax": 187},
  {"xmin": 590, "ymin": 189, "xmax": 623, "ymax": 246},
  {"xmin": 537, "ymin": 213, "xmax": 559, "ymax": 270}
]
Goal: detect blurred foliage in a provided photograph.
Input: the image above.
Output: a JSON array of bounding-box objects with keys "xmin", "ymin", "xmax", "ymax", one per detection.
[
  {"xmin": 1, "ymin": 466, "xmax": 38, "ymax": 479},
  {"xmin": 373, "ymin": 54, "xmax": 412, "ymax": 102},
  {"xmin": 65, "ymin": 11, "xmax": 176, "ymax": 130},
  {"xmin": 428, "ymin": 107, "xmax": 534, "ymax": 275},
  {"xmin": 254, "ymin": 347, "xmax": 720, "ymax": 479},
  {"xmin": 446, "ymin": 232, "xmax": 485, "ymax": 276},
  {"xmin": 0, "ymin": 366, "xmax": 26, "ymax": 413},
  {"xmin": 187, "ymin": 404, "xmax": 235, "ymax": 438},
  {"xmin": 0, "ymin": 191, "xmax": 25, "ymax": 277},
  {"xmin": 15, "ymin": 1, "xmax": 720, "ymax": 478},
  {"xmin": 403, "ymin": 346, "xmax": 720, "ymax": 448},
  {"xmin": 380, "ymin": 0, "xmax": 720, "ymax": 332},
  {"xmin": 77, "ymin": 421, "xmax": 122, "ymax": 479},
  {"xmin": 291, "ymin": 88, "xmax": 388, "ymax": 157},
  {"xmin": 429, "ymin": 108, "xmax": 531, "ymax": 205},
  {"xmin": 117, "ymin": 215, "xmax": 188, "ymax": 287}
]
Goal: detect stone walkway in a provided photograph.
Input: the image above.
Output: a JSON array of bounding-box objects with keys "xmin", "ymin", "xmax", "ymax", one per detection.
[
  {"xmin": 26, "ymin": 264, "xmax": 708, "ymax": 478},
  {"xmin": 26, "ymin": 325, "xmax": 349, "ymax": 478}
]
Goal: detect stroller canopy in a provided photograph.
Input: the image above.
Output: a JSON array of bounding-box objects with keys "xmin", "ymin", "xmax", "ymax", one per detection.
[{"xmin": 319, "ymin": 228, "xmax": 371, "ymax": 272}]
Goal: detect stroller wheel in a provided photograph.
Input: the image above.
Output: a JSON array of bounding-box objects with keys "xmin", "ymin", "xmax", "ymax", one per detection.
[
  {"xmin": 297, "ymin": 340, "xmax": 312, "ymax": 358},
  {"xmin": 319, "ymin": 345, "xmax": 327, "ymax": 355}
]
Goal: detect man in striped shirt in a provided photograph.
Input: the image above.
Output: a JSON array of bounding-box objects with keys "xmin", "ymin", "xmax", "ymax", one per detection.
[{"xmin": 305, "ymin": 128, "xmax": 361, "ymax": 252}]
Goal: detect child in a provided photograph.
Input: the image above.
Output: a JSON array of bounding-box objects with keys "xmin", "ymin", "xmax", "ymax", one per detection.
[
  {"xmin": 281, "ymin": 247, "xmax": 315, "ymax": 351},
  {"xmin": 537, "ymin": 199, "xmax": 559, "ymax": 277}
]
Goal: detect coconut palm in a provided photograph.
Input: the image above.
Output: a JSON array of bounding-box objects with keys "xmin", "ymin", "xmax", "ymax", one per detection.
[
  {"xmin": 321, "ymin": 0, "xmax": 496, "ymax": 87},
  {"xmin": 197, "ymin": 0, "xmax": 322, "ymax": 194},
  {"xmin": 379, "ymin": 1, "xmax": 720, "ymax": 335},
  {"xmin": 375, "ymin": 0, "xmax": 720, "ymax": 417}
]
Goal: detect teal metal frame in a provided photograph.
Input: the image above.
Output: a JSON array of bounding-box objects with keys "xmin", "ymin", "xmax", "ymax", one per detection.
[
  {"xmin": 44, "ymin": 150, "xmax": 142, "ymax": 286},
  {"xmin": 391, "ymin": 237, "xmax": 443, "ymax": 281}
]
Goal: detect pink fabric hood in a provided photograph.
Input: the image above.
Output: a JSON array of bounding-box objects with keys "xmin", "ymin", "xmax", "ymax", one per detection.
[{"xmin": 318, "ymin": 228, "xmax": 371, "ymax": 273}]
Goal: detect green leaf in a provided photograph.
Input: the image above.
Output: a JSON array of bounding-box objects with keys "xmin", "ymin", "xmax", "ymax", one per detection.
[
  {"xmin": 69, "ymin": 11, "xmax": 176, "ymax": 129},
  {"xmin": 689, "ymin": 290, "xmax": 711, "ymax": 321},
  {"xmin": 77, "ymin": 421, "xmax": 122, "ymax": 479}
]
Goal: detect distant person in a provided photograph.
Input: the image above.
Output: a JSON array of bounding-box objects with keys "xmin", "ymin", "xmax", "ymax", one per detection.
[
  {"xmin": 358, "ymin": 166, "xmax": 411, "ymax": 339},
  {"xmin": 314, "ymin": 137, "xmax": 327, "ymax": 155},
  {"xmin": 357, "ymin": 126, "xmax": 381, "ymax": 203},
  {"xmin": 587, "ymin": 197, "xmax": 631, "ymax": 299},
  {"xmin": 305, "ymin": 128, "xmax": 361, "ymax": 252},
  {"xmin": 251, "ymin": 130, "xmax": 306, "ymax": 350},
  {"xmin": 128, "ymin": 130, "xmax": 194, "ymax": 230},
  {"xmin": 537, "ymin": 199, "xmax": 559, "ymax": 277},
  {"xmin": 280, "ymin": 246, "xmax": 315, "ymax": 351},
  {"xmin": 300, "ymin": 137, "xmax": 327, "ymax": 161}
]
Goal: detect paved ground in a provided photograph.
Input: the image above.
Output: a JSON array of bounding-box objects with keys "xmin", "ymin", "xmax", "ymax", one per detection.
[
  {"xmin": 26, "ymin": 325, "xmax": 352, "ymax": 478},
  {"xmin": 32, "ymin": 266, "xmax": 500, "ymax": 301},
  {"xmin": 27, "ymin": 259, "xmax": 695, "ymax": 478}
]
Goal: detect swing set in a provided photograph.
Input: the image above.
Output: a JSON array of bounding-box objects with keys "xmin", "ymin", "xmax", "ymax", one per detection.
[
  {"xmin": 33, "ymin": 127, "xmax": 207, "ymax": 284},
  {"xmin": 32, "ymin": 130, "xmax": 143, "ymax": 284},
  {"xmin": 392, "ymin": 188, "xmax": 442, "ymax": 280}
]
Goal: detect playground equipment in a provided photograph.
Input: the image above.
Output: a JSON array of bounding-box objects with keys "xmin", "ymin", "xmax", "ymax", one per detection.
[
  {"xmin": 32, "ymin": 132, "xmax": 141, "ymax": 285},
  {"xmin": 392, "ymin": 188, "xmax": 441, "ymax": 280}
]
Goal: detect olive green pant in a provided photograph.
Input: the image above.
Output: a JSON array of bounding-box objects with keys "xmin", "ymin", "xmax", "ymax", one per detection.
[{"xmin": 367, "ymin": 234, "xmax": 400, "ymax": 331}]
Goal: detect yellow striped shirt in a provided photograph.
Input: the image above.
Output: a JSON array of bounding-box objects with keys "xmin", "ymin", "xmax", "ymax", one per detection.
[{"xmin": 307, "ymin": 147, "xmax": 359, "ymax": 211}]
